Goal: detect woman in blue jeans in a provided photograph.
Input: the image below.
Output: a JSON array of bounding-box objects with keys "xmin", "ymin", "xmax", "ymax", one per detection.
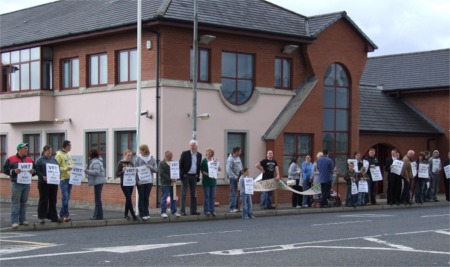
[
  {"xmin": 201, "ymin": 147, "xmax": 222, "ymax": 216},
  {"xmin": 85, "ymin": 149, "xmax": 106, "ymax": 220}
]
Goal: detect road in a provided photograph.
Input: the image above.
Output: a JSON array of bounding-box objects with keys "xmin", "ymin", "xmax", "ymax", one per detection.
[{"xmin": 1, "ymin": 206, "xmax": 449, "ymax": 266}]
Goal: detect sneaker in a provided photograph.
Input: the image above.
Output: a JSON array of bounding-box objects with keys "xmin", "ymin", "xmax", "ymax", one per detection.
[
  {"xmin": 20, "ymin": 221, "xmax": 29, "ymax": 226},
  {"xmin": 172, "ymin": 212, "xmax": 181, "ymax": 217},
  {"xmin": 295, "ymin": 205, "xmax": 302, "ymax": 209},
  {"xmin": 63, "ymin": 217, "xmax": 71, "ymax": 222},
  {"xmin": 211, "ymin": 212, "xmax": 216, "ymax": 217},
  {"xmin": 161, "ymin": 213, "xmax": 168, "ymax": 218},
  {"xmin": 248, "ymin": 215, "xmax": 256, "ymax": 219},
  {"xmin": 302, "ymin": 204, "xmax": 308, "ymax": 208},
  {"xmin": 205, "ymin": 212, "xmax": 211, "ymax": 216},
  {"xmin": 230, "ymin": 209, "xmax": 238, "ymax": 213},
  {"xmin": 141, "ymin": 216, "xmax": 149, "ymax": 220},
  {"xmin": 39, "ymin": 219, "xmax": 45, "ymax": 224},
  {"xmin": 12, "ymin": 223, "xmax": 19, "ymax": 229}
]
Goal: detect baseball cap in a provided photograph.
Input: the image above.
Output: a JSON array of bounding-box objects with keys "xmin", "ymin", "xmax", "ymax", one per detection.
[{"xmin": 16, "ymin": 143, "xmax": 29, "ymax": 150}]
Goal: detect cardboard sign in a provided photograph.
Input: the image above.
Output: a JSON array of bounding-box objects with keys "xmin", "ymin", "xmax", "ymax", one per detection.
[
  {"xmin": 418, "ymin": 163, "xmax": 429, "ymax": 179},
  {"xmin": 170, "ymin": 161, "xmax": 180, "ymax": 179},
  {"xmin": 432, "ymin": 159, "xmax": 440, "ymax": 173},
  {"xmin": 244, "ymin": 177, "xmax": 254, "ymax": 195},
  {"xmin": 444, "ymin": 165, "xmax": 450, "ymax": 179},
  {"xmin": 123, "ymin": 168, "xmax": 136, "ymax": 186},
  {"xmin": 137, "ymin": 165, "xmax": 152, "ymax": 184},
  {"xmin": 363, "ymin": 160, "xmax": 369, "ymax": 174},
  {"xmin": 69, "ymin": 166, "xmax": 84, "ymax": 185},
  {"xmin": 411, "ymin": 162, "xmax": 417, "ymax": 177},
  {"xmin": 208, "ymin": 161, "xmax": 219, "ymax": 179},
  {"xmin": 17, "ymin": 163, "xmax": 33, "ymax": 184},
  {"xmin": 358, "ymin": 180, "xmax": 368, "ymax": 193},
  {"xmin": 370, "ymin": 166, "xmax": 383, "ymax": 181},
  {"xmin": 391, "ymin": 160, "xmax": 404, "ymax": 175},
  {"xmin": 46, "ymin": 164, "xmax": 61, "ymax": 185},
  {"xmin": 351, "ymin": 182, "xmax": 358, "ymax": 195},
  {"xmin": 347, "ymin": 159, "xmax": 359, "ymax": 172}
]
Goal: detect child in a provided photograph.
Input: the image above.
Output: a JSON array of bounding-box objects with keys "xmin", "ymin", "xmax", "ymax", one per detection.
[
  {"xmin": 357, "ymin": 167, "xmax": 369, "ymax": 206},
  {"xmin": 343, "ymin": 162, "xmax": 357, "ymax": 207},
  {"xmin": 239, "ymin": 168, "xmax": 254, "ymax": 219}
]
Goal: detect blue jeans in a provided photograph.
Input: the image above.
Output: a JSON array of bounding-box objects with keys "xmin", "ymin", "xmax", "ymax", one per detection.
[
  {"xmin": 229, "ymin": 178, "xmax": 239, "ymax": 210},
  {"xmin": 160, "ymin": 185, "xmax": 177, "ymax": 215},
  {"xmin": 345, "ymin": 184, "xmax": 357, "ymax": 206},
  {"xmin": 93, "ymin": 184, "xmax": 103, "ymax": 219},
  {"xmin": 203, "ymin": 185, "xmax": 216, "ymax": 214},
  {"xmin": 240, "ymin": 192, "xmax": 253, "ymax": 219},
  {"xmin": 11, "ymin": 182, "xmax": 30, "ymax": 224},
  {"xmin": 260, "ymin": 190, "xmax": 273, "ymax": 208},
  {"xmin": 60, "ymin": 179, "xmax": 72, "ymax": 217},
  {"xmin": 302, "ymin": 179, "xmax": 311, "ymax": 206},
  {"xmin": 357, "ymin": 192, "xmax": 366, "ymax": 205}
]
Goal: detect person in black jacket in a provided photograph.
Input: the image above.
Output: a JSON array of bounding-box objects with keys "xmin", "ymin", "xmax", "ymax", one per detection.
[
  {"xmin": 364, "ymin": 148, "xmax": 380, "ymax": 205},
  {"xmin": 179, "ymin": 140, "xmax": 202, "ymax": 216},
  {"xmin": 385, "ymin": 149, "xmax": 401, "ymax": 205}
]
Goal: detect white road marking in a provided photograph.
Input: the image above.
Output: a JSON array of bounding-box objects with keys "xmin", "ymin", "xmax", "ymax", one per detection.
[
  {"xmin": 420, "ymin": 214, "xmax": 450, "ymax": 218},
  {"xmin": 0, "ymin": 250, "xmax": 95, "ymax": 261},
  {"xmin": 0, "ymin": 233, "xmax": 35, "ymax": 239},
  {"xmin": 363, "ymin": 237, "xmax": 414, "ymax": 250},
  {"xmin": 311, "ymin": 220, "xmax": 372, "ymax": 226},
  {"xmin": 434, "ymin": 230, "xmax": 450, "ymax": 236},
  {"xmin": 338, "ymin": 214, "xmax": 394, "ymax": 218},
  {"xmin": 391, "ymin": 229, "xmax": 449, "ymax": 235},
  {"xmin": 167, "ymin": 230, "xmax": 242, "ymax": 237}
]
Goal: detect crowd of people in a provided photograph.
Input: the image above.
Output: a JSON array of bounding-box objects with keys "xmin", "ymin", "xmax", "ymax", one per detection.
[{"xmin": 3, "ymin": 140, "xmax": 450, "ymax": 228}]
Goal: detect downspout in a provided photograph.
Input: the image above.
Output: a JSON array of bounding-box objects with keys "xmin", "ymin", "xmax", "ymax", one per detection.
[{"xmin": 145, "ymin": 28, "xmax": 160, "ymax": 208}]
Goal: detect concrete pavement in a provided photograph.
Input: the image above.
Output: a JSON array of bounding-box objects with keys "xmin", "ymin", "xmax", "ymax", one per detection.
[{"xmin": 1, "ymin": 194, "xmax": 448, "ymax": 232}]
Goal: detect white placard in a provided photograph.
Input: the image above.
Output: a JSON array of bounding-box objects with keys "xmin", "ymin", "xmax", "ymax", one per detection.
[
  {"xmin": 363, "ymin": 160, "xmax": 369, "ymax": 173},
  {"xmin": 244, "ymin": 177, "xmax": 254, "ymax": 195},
  {"xmin": 351, "ymin": 182, "xmax": 358, "ymax": 195},
  {"xmin": 123, "ymin": 168, "xmax": 136, "ymax": 186},
  {"xmin": 71, "ymin": 155, "xmax": 84, "ymax": 167},
  {"xmin": 17, "ymin": 163, "xmax": 33, "ymax": 184},
  {"xmin": 69, "ymin": 166, "xmax": 84, "ymax": 185},
  {"xmin": 369, "ymin": 166, "xmax": 383, "ymax": 181},
  {"xmin": 391, "ymin": 160, "xmax": 404, "ymax": 175},
  {"xmin": 411, "ymin": 162, "xmax": 417, "ymax": 177},
  {"xmin": 358, "ymin": 180, "xmax": 368, "ymax": 193},
  {"xmin": 170, "ymin": 161, "xmax": 180, "ymax": 179},
  {"xmin": 418, "ymin": 163, "xmax": 429, "ymax": 179},
  {"xmin": 443, "ymin": 165, "xmax": 450, "ymax": 179},
  {"xmin": 46, "ymin": 164, "xmax": 61, "ymax": 185},
  {"xmin": 347, "ymin": 159, "xmax": 359, "ymax": 172},
  {"xmin": 137, "ymin": 165, "xmax": 152, "ymax": 184},
  {"xmin": 208, "ymin": 161, "xmax": 219, "ymax": 179},
  {"xmin": 432, "ymin": 159, "xmax": 440, "ymax": 173}
]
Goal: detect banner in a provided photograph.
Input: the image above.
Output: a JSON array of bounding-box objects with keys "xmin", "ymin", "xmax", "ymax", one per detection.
[
  {"xmin": 347, "ymin": 159, "xmax": 359, "ymax": 172},
  {"xmin": 244, "ymin": 178, "xmax": 254, "ymax": 195},
  {"xmin": 17, "ymin": 163, "xmax": 33, "ymax": 184},
  {"xmin": 170, "ymin": 161, "xmax": 180, "ymax": 179},
  {"xmin": 69, "ymin": 166, "xmax": 84, "ymax": 185},
  {"xmin": 123, "ymin": 168, "xmax": 136, "ymax": 186},
  {"xmin": 418, "ymin": 163, "xmax": 429, "ymax": 178},
  {"xmin": 351, "ymin": 182, "xmax": 358, "ymax": 195},
  {"xmin": 432, "ymin": 159, "xmax": 440, "ymax": 173},
  {"xmin": 411, "ymin": 162, "xmax": 417, "ymax": 178},
  {"xmin": 444, "ymin": 165, "xmax": 450, "ymax": 179},
  {"xmin": 358, "ymin": 180, "xmax": 368, "ymax": 193},
  {"xmin": 391, "ymin": 160, "xmax": 404, "ymax": 175},
  {"xmin": 137, "ymin": 165, "xmax": 152, "ymax": 184},
  {"xmin": 208, "ymin": 161, "xmax": 219, "ymax": 179},
  {"xmin": 370, "ymin": 166, "xmax": 383, "ymax": 181},
  {"xmin": 46, "ymin": 164, "xmax": 61, "ymax": 185}
]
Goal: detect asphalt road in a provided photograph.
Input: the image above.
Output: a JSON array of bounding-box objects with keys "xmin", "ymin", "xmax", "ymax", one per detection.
[{"xmin": 1, "ymin": 206, "xmax": 449, "ymax": 266}]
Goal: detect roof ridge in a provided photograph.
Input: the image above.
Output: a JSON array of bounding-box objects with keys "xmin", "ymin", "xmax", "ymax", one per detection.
[
  {"xmin": 368, "ymin": 48, "xmax": 450, "ymax": 59},
  {"xmin": 307, "ymin": 11, "xmax": 346, "ymax": 19}
]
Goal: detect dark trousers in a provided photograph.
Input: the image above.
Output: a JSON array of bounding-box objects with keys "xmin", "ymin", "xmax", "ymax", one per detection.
[
  {"xmin": 181, "ymin": 174, "xmax": 198, "ymax": 214},
  {"xmin": 93, "ymin": 184, "xmax": 103, "ymax": 219},
  {"xmin": 291, "ymin": 179, "xmax": 303, "ymax": 207},
  {"xmin": 394, "ymin": 176, "xmax": 402, "ymax": 203},
  {"xmin": 37, "ymin": 182, "xmax": 59, "ymax": 220},
  {"xmin": 415, "ymin": 179, "xmax": 427, "ymax": 203},
  {"xmin": 137, "ymin": 183, "xmax": 153, "ymax": 217},
  {"xmin": 121, "ymin": 185, "xmax": 136, "ymax": 217},
  {"xmin": 368, "ymin": 180, "xmax": 377, "ymax": 204},
  {"xmin": 444, "ymin": 178, "xmax": 449, "ymax": 201},
  {"xmin": 320, "ymin": 182, "xmax": 332, "ymax": 207},
  {"xmin": 387, "ymin": 174, "xmax": 396, "ymax": 204},
  {"xmin": 400, "ymin": 179, "xmax": 411, "ymax": 204}
]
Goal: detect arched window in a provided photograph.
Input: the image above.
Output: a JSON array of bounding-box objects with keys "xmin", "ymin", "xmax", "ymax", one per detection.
[
  {"xmin": 221, "ymin": 51, "xmax": 254, "ymax": 105},
  {"xmin": 323, "ymin": 63, "xmax": 350, "ymax": 172}
]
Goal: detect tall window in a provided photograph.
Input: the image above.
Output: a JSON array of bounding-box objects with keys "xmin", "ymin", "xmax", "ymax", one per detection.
[
  {"xmin": 47, "ymin": 133, "xmax": 65, "ymax": 155},
  {"xmin": 86, "ymin": 132, "xmax": 107, "ymax": 170},
  {"xmin": 1, "ymin": 47, "xmax": 52, "ymax": 92},
  {"xmin": 274, "ymin": 57, "xmax": 291, "ymax": 89},
  {"xmin": 221, "ymin": 52, "xmax": 254, "ymax": 105},
  {"xmin": 115, "ymin": 131, "xmax": 136, "ymax": 168},
  {"xmin": 226, "ymin": 132, "xmax": 247, "ymax": 169},
  {"xmin": 89, "ymin": 53, "xmax": 107, "ymax": 86},
  {"xmin": 190, "ymin": 48, "xmax": 210, "ymax": 82},
  {"xmin": 323, "ymin": 63, "xmax": 350, "ymax": 173},
  {"xmin": 23, "ymin": 134, "xmax": 41, "ymax": 162},
  {"xmin": 0, "ymin": 135, "xmax": 6, "ymax": 172},
  {"xmin": 61, "ymin": 58, "xmax": 79, "ymax": 89},
  {"xmin": 283, "ymin": 134, "xmax": 312, "ymax": 176},
  {"xmin": 118, "ymin": 49, "xmax": 137, "ymax": 83}
]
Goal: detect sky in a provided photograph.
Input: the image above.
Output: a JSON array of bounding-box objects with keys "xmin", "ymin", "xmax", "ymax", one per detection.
[{"xmin": 1, "ymin": 0, "xmax": 449, "ymax": 57}]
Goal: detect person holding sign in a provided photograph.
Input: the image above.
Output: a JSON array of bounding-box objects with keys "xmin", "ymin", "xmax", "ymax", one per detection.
[
  {"xmin": 385, "ymin": 149, "xmax": 402, "ymax": 205},
  {"xmin": 443, "ymin": 151, "xmax": 450, "ymax": 202},
  {"xmin": 135, "ymin": 144, "xmax": 157, "ymax": 220},
  {"xmin": 414, "ymin": 152, "xmax": 428, "ymax": 204},
  {"xmin": 179, "ymin": 140, "xmax": 202, "ymax": 216},
  {"xmin": 56, "ymin": 140, "xmax": 74, "ymax": 223},
  {"xmin": 343, "ymin": 161, "xmax": 357, "ymax": 207},
  {"xmin": 400, "ymin": 150, "xmax": 415, "ymax": 205},
  {"xmin": 427, "ymin": 150, "xmax": 441, "ymax": 202},
  {"xmin": 201, "ymin": 147, "xmax": 222, "ymax": 216},
  {"xmin": 158, "ymin": 150, "xmax": 181, "ymax": 218},
  {"xmin": 364, "ymin": 148, "xmax": 380, "ymax": 205},
  {"xmin": 3, "ymin": 143, "xmax": 35, "ymax": 229},
  {"xmin": 256, "ymin": 150, "xmax": 279, "ymax": 209},
  {"xmin": 288, "ymin": 155, "xmax": 302, "ymax": 208},
  {"xmin": 35, "ymin": 145, "xmax": 63, "ymax": 224},
  {"xmin": 116, "ymin": 149, "xmax": 137, "ymax": 221},
  {"xmin": 226, "ymin": 146, "xmax": 243, "ymax": 213},
  {"xmin": 356, "ymin": 167, "xmax": 369, "ymax": 206},
  {"xmin": 238, "ymin": 168, "xmax": 254, "ymax": 219},
  {"xmin": 84, "ymin": 149, "xmax": 107, "ymax": 220}
]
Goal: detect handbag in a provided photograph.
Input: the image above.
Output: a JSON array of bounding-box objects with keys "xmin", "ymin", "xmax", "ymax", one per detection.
[{"xmin": 286, "ymin": 179, "xmax": 296, "ymax": 186}]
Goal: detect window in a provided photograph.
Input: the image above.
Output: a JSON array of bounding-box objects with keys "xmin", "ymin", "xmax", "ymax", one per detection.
[
  {"xmin": 47, "ymin": 133, "xmax": 65, "ymax": 156},
  {"xmin": 1, "ymin": 47, "xmax": 52, "ymax": 92},
  {"xmin": 118, "ymin": 49, "xmax": 137, "ymax": 83},
  {"xmin": 115, "ymin": 131, "xmax": 136, "ymax": 168},
  {"xmin": 89, "ymin": 53, "xmax": 107, "ymax": 86},
  {"xmin": 0, "ymin": 135, "xmax": 6, "ymax": 172},
  {"xmin": 274, "ymin": 57, "xmax": 291, "ymax": 89},
  {"xmin": 323, "ymin": 63, "xmax": 350, "ymax": 173},
  {"xmin": 23, "ymin": 134, "xmax": 41, "ymax": 163},
  {"xmin": 190, "ymin": 48, "xmax": 210, "ymax": 82},
  {"xmin": 221, "ymin": 52, "xmax": 254, "ymax": 105},
  {"xmin": 283, "ymin": 134, "xmax": 312, "ymax": 176},
  {"xmin": 226, "ymin": 132, "xmax": 247, "ymax": 169},
  {"xmin": 61, "ymin": 58, "xmax": 79, "ymax": 89},
  {"xmin": 86, "ymin": 132, "xmax": 107, "ymax": 170}
]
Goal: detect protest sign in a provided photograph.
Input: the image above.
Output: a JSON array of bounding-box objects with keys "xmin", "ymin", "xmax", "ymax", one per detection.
[
  {"xmin": 391, "ymin": 160, "xmax": 404, "ymax": 175},
  {"xmin": 418, "ymin": 163, "xmax": 429, "ymax": 178},
  {"xmin": 244, "ymin": 178, "xmax": 254, "ymax": 195},
  {"xmin": 208, "ymin": 161, "xmax": 219, "ymax": 179},
  {"xmin": 358, "ymin": 180, "xmax": 368, "ymax": 193},
  {"xmin": 123, "ymin": 168, "xmax": 136, "ymax": 186},
  {"xmin": 170, "ymin": 161, "xmax": 180, "ymax": 179},
  {"xmin": 69, "ymin": 166, "xmax": 84, "ymax": 185},
  {"xmin": 137, "ymin": 165, "xmax": 152, "ymax": 184},
  {"xmin": 46, "ymin": 164, "xmax": 61, "ymax": 185},
  {"xmin": 17, "ymin": 163, "xmax": 33, "ymax": 184},
  {"xmin": 370, "ymin": 166, "xmax": 383, "ymax": 181}
]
